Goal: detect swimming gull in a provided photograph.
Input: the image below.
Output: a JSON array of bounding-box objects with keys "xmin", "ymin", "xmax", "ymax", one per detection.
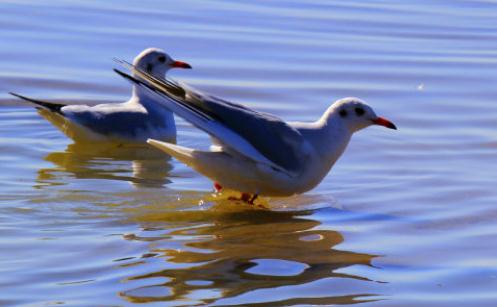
[{"xmin": 10, "ymin": 48, "xmax": 191, "ymax": 144}]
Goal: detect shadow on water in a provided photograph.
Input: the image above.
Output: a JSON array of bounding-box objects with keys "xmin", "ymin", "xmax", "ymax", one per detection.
[
  {"xmin": 117, "ymin": 202, "xmax": 380, "ymax": 306},
  {"xmin": 35, "ymin": 142, "xmax": 173, "ymax": 188}
]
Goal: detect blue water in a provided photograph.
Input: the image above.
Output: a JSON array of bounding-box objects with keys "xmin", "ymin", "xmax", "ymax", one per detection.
[{"xmin": 1, "ymin": 1, "xmax": 497, "ymax": 306}]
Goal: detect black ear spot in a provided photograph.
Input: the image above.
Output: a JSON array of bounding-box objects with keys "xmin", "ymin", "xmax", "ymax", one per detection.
[
  {"xmin": 339, "ymin": 109, "xmax": 347, "ymax": 118},
  {"xmin": 355, "ymin": 107, "xmax": 365, "ymax": 116},
  {"xmin": 158, "ymin": 55, "xmax": 166, "ymax": 63},
  {"xmin": 146, "ymin": 63, "xmax": 153, "ymax": 73}
]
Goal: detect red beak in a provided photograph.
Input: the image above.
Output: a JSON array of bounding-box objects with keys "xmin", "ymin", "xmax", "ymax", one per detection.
[
  {"xmin": 373, "ymin": 117, "xmax": 397, "ymax": 130},
  {"xmin": 170, "ymin": 60, "xmax": 192, "ymax": 69}
]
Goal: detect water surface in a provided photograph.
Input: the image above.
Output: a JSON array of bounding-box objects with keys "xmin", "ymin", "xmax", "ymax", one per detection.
[{"xmin": 1, "ymin": 1, "xmax": 497, "ymax": 306}]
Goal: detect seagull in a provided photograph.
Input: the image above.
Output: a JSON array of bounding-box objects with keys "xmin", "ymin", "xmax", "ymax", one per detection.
[
  {"xmin": 113, "ymin": 66, "xmax": 397, "ymax": 203},
  {"xmin": 10, "ymin": 48, "xmax": 191, "ymax": 144}
]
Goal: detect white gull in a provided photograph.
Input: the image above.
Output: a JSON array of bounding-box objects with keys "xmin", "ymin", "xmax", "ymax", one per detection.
[
  {"xmin": 114, "ymin": 66, "xmax": 396, "ymax": 203},
  {"xmin": 10, "ymin": 48, "xmax": 191, "ymax": 145}
]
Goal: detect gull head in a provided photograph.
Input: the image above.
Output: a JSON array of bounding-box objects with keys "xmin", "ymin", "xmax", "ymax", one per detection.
[
  {"xmin": 331, "ymin": 97, "xmax": 397, "ymax": 133},
  {"xmin": 132, "ymin": 48, "xmax": 191, "ymax": 78}
]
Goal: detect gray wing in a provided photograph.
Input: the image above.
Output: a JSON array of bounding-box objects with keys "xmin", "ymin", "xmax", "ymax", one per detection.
[
  {"xmin": 114, "ymin": 68, "xmax": 306, "ymax": 173},
  {"xmin": 67, "ymin": 110, "xmax": 161, "ymax": 137},
  {"xmin": 185, "ymin": 88, "xmax": 306, "ymax": 172}
]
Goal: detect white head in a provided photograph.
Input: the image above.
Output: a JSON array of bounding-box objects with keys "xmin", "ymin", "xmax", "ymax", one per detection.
[
  {"xmin": 132, "ymin": 48, "xmax": 191, "ymax": 78},
  {"xmin": 330, "ymin": 97, "xmax": 397, "ymax": 133}
]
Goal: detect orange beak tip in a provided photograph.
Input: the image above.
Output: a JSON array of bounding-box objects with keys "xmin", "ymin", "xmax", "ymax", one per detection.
[
  {"xmin": 373, "ymin": 117, "xmax": 397, "ymax": 130},
  {"xmin": 171, "ymin": 60, "xmax": 192, "ymax": 69}
]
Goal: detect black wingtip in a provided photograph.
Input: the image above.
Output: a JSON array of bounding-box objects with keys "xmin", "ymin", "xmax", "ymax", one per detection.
[
  {"xmin": 9, "ymin": 92, "xmax": 65, "ymax": 114},
  {"xmin": 9, "ymin": 92, "xmax": 25, "ymax": 99},
  {"xmin": 113, "ymin": 68, "xmax": 138, "ymax": 83},
  {"xmin": 113, "ymin": 68, "xmax": 128, "ymax": 78},
  {"xmin": 9, "ymin": 91, "xmax": 36, "ymax": 102}
]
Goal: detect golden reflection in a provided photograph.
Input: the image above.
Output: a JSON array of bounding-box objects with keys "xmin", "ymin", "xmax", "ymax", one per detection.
[
  {"xmin": 119, "ymin": 204, "xmax": 378, "ymax": 305},
  {"xmin": 36, "ymin": 142, "xmax": 172, "ymax": 188}
]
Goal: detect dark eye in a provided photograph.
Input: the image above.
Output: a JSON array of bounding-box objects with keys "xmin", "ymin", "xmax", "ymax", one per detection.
[
  {"xmin": 158, "ymin": 55, "xmax": 166, "ymax": 63},
  {"xmin": 339, "ymin": 109, "xmax": 347, "ymax": 118},
  {"xmin": 355, "ymin": 107, "xmax": 365, "ymax": 116}
]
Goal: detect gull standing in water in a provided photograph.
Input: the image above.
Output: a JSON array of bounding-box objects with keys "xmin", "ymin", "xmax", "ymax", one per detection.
[
  {"xmin": 114, "ymin": 66, "xmax": 396, "ymax": 203},
  {"xmin": 10, "ymin": 48, "xmax": 191, "ymax": 145}
]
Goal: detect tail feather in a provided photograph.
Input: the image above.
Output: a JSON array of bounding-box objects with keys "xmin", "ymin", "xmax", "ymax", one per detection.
[
  {"xmin": 9, "ymin": 92, "xmax": 65, "ymax": 114},
  {"xmin": 147, "ymin": 139, "xmax": 196, "ymax": 166}
]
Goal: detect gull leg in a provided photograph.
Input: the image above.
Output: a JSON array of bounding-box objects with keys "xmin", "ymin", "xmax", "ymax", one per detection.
[
  {"xmin": 240, "ymin": 193, "xmax": 251, "ymax": 202},
  {"xmin": 227, "ymin": 192, "xmax": 259, "ymax": 206},
  {"xmin": 248, "ymin": 194, "xmax": 258, "ymax": 205},
  {"xmin": 214, "ymin": 182, "xmax": 223, "ymax": 192}
]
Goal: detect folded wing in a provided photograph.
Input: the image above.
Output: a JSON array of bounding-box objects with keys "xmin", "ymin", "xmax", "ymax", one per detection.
[{"xmin": 114, "ymin": 67, "xmax": 307, "ymax": 175}]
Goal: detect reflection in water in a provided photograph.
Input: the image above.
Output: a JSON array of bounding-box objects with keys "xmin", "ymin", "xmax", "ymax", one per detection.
[
  {"xmin": 36, "ymin": 143, "xmax": 173, "ymax": 188},
  {"xmin": 119, "ymin": 207, "xmax": 378, "ymax": 305}
]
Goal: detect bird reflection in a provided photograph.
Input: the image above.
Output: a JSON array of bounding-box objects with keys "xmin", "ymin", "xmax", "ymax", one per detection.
[
  {"xmin": 36, "ymin": 142, "xmax": 173, "ymax": 188},
  {"xmin": 119, "ymin": 206, "xmax": 378, "ymax": 305}
]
